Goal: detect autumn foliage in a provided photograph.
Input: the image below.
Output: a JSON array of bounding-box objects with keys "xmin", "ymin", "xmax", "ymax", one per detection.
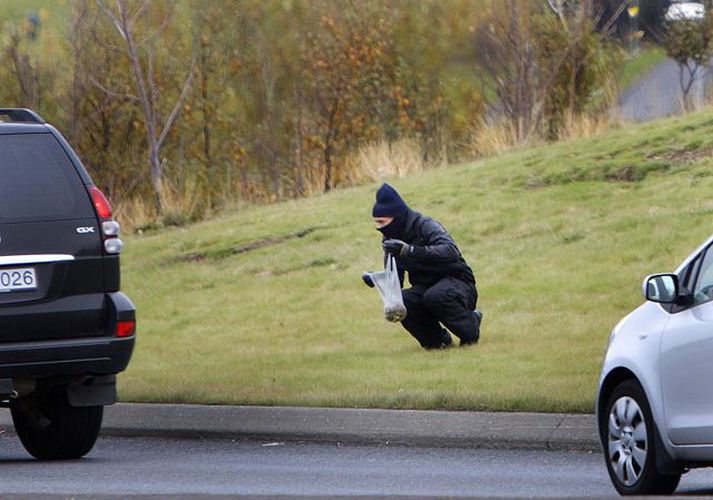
[{"xmin": 0, "ymin": 0, "xmax": 620, "ymax": 227}]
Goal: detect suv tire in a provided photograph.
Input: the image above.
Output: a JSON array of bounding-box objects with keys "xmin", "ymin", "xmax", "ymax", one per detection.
[
  {"xmin": 603, "ymin": 379, "xmax": 681, "ymax": 495},
  {"xmin": 10, "ymin": 386, "xmax": 103, "ymax": 460}
]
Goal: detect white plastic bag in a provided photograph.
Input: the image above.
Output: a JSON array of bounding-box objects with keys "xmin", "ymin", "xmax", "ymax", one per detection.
[{"xmin": 366, "ymin": 254, "xmax": 407, "ymax": 323}]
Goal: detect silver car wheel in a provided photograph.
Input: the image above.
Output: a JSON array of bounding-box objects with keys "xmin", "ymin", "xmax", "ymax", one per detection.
[{"xmin": 608, "ymin": 396, "xmax": 648, "ymax": 487}]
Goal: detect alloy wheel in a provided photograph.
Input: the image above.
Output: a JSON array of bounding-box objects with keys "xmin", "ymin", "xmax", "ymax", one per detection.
[{"xmin": 608, "ymin": 396, "xmax": 648, "ymax": 487}]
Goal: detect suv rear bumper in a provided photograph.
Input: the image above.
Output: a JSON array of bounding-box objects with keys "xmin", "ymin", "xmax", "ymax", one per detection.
[
  {"xmin": 0, "ymin": 291, "xmax": 135, "ymax": 378},
  {"xmin": 0, "ymin": 335, "xmax": 134, "ymax": 378}
]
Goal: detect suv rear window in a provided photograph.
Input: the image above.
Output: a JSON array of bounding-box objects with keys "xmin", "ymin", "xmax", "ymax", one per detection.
[{"xmin": 0, "ymin": 134, "xmax": 94, "ymax": 223}]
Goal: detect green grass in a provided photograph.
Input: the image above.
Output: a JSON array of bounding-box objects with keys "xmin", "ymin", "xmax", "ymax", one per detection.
[
  {"xmin": 619, "ymin": 44, "xmax": 667, "ymax": 89},
  {"xmin": 0, "ymin": 0, "xmax": 68, "ymax": 20},
  {"xmin": 0, "ymin": 0, "xmax": 70, "ymax": 66},
  {"xmin": 118, "ymin": 107, "xmax": 713, "ymax": 413}
]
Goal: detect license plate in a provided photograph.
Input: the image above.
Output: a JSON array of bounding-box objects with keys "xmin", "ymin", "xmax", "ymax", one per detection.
[{"xmin": 0, "ymin": 267, "xmax": 37, "ymax": 292}]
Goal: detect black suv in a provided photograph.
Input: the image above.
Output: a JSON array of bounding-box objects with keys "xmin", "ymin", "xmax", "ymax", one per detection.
[{"xmin": 0, "ymin": 109, "xmax": 135, "ymax": 460}]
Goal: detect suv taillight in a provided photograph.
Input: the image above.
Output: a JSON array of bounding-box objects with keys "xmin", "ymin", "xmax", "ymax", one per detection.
[
  {"xmin": 89, "ymin": 186, "xmax": 113, "ymax": 218},
  {"xmin": 89, "ymin": 186, "xmax": 123, "ymax": 254},
  {"xmin": 116, "ymin": 319, "xmax": 136, "ymax": 338}
]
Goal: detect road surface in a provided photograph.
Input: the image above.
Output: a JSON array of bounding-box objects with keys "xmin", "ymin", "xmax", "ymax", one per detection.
[
  {"xmin": 620, "ymin": 58, "xmax": 711, "ymax": 122},
  {"xmin": 3, "ymin": 435, "xmax": 713, "ymax": 497}
]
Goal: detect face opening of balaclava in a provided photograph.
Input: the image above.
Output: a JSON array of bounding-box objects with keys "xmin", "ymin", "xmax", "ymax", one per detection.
[
  {"xmin": 377, "ymin": 211, "xmax": 408, "ymax": 239},
  {"xmin": 372, "ymin": 183, "xmax": 410, "ymax": 240}
]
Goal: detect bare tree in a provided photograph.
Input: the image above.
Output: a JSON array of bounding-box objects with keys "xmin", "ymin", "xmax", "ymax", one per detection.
[
  {"xmin": 476, "ymin": 0, "xmax": 619, "ymax": 141},
  {"xmin": 95, "ymin": 0, "xmax": 195, "ymax": 214},
  {"xmin": 662, "ymin": 14, "xmax": 713, "ymax": 110},
  {"xmin": 545, "ymin": 0, "xmax": 574, "ymax": 28},
  {"xmin": 476, "ymin": 1, "xmax": 540, "ymax": 141}
]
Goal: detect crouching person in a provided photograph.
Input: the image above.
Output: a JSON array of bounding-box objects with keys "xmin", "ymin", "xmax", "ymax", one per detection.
[{"xmin": 363, "ymin": 183, "xmax": 482, "ymax": 350}]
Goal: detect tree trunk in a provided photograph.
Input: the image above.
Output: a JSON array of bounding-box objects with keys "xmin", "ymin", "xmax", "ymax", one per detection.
[
  {"xmin": 679, "ymin": 62, "xmax": 699, "ymax": 112},
  {"xmin": 97, "ymin": 0, "xmax": 194, "ymax": 217},
  {"xmin": 149, "ymin": 146, "xmax": 163, "ymax": 214},
  {"xmin": 200, "ymin": 50, "xmax": 212, "ymax": 172},
  {"xmin": 323, "ymin": 143, "xmax": 333, "ymax": 193}
]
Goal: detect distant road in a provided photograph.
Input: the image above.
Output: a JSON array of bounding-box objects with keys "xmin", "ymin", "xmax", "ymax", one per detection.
[
  {"xmin": 3, "ymin": 435, "xmax": 713, "ymax": 496},
  {"xmin": 619, "ymin": 58, "xmax": 710, "ymax": 122}
]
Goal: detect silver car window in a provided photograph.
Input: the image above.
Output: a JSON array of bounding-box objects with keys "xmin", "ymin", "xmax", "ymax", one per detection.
[{"xmin": 693, "ymin": 246, "xmax": 713, "ymax": 306}]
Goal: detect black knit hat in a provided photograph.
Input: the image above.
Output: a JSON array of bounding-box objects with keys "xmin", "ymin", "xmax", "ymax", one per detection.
[{"xmin": 372, "ymin": 183, "xmax": 409, "ymax": 217}]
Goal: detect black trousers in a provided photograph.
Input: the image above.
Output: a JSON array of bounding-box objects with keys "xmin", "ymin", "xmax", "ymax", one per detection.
[{"xmin": 401, "ymin": 277, "xmax": 478, "ymax": 349}]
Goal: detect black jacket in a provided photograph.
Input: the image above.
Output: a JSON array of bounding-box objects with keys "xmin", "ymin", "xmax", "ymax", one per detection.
[{"xmin": 384, "ymin": 210, "xmax": 475, "ymax": 288}]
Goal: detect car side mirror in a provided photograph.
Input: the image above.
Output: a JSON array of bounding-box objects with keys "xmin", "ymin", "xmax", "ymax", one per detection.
[{"xmin": 643, "ymin": 273, "xmax": 679, "ymax": 303}]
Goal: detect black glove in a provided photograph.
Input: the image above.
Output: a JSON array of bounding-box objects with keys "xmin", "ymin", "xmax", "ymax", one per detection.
[
  {"xmin": 383, "ymin": 238, "xmax": 411, "ymax": 257},
  {"xmin": 362, "ymin": 272, "xmax": 375, "ymax": 288}
]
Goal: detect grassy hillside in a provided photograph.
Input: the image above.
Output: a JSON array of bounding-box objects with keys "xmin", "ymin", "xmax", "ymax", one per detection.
[
  {"xmin": 0, "ymin": 0, "xmax": 68, "ymax": 20},
  {"xmin": 0, "ymin": 1, "xmax": 69, "ymax": 43},
  {"xmin": 119, "ymin": 108, "xmax": 713, "ymax": 414}
]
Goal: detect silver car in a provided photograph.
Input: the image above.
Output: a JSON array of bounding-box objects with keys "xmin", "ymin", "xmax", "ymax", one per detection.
[{"xmin": 597, "ymin": 234, "xmax": 713, "ymax": 495}]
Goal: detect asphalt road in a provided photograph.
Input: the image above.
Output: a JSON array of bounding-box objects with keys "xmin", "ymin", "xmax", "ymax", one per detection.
[
  {"xmin": 620, "ymin": 58, "xmax": 711, "ymax": 122},
  {"xmin": 0, "ymin": 435, "xmax": 712, "ymax": 497}
]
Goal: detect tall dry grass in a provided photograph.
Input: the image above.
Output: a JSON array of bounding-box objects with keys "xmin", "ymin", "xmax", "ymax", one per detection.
[
  {"xmin": 113, "ymin": 138, "xmax": 440, "ymax": 232},
  {"xmin": 114, "ymin": 176, "xmax": 210, "ymax": 232},
  {"xmin": 468, "ymin": 119, "xmax": 522, "ymax": 157},
  {"xmin": 558, "ymin": 112, "xmax": 621, "ymax": 141},
  {"xmin": 114, "ymin": 108, "xmax": 624, "ymax": 234},
  {"xmin": 113, "ymin": 197, "xmax": 155, "ymax": 232},
  {"xmin": 468, "ymin": 110, "xmax": 620, "ymax": 158},
  {"xmin": 115, "ymin": 116, "xmax": 625, "ymax": 234},
  {"xmin": 348, "ymin": 138, "xmax": 442, "ymax": 183}
]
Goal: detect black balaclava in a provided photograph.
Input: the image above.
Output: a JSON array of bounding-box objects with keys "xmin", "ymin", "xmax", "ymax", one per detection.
[
  {"xmin": 378, "ymin": 211, "xmax": 408, "ymax": 239},
  {"xmin": 372, "ymin": 183, "xmax": 409, "ymax": 239}
]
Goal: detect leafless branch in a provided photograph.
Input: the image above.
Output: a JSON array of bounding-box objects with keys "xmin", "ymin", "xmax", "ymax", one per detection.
[
  {"xmin": 157, "ymin": 57, "xmax": 196, "ymax": 149},
  {"xmin": 601, "ymin": 1, "xmax": 627, "ymax": 36},
  {"xmin": 130, "ymin": 0, "xmax": 149, "ymax": 28},
  {"xmin": 89, "ymin": 75, "xmax": 140, "ymax": 102},
  {"xmin": 138, "ymin": 11, "xmax": 172, "ymax": 46},
  {"xmin": 147, "ymin": 44, "xmax": 157, "ymax": 113},
  {"xmin": 96, "ymin": 0, "xmax": 126, "ymax": 40},
  {"xmin": 545, "ymin": 0, "xmax": 568, "ymax": 29}
]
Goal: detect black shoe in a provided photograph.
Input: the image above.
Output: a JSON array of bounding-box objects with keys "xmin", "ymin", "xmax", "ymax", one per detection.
[
  {"xmin": 475, "ymin": 309, "xmax": 483, "ymax": 325},
  {"xmin": 460, "ymin": 310, "xmax": 483, "ymax": 347},
  {"xmin": 424, "ymin": 332, "xmax": 453, "ymax": 350}
]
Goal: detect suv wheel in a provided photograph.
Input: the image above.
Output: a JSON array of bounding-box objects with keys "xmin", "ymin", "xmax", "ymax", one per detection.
[
  {"xmin": 10, "ymin": 386, "xmax": 103, "ymax": 460},
  {"xmin": 603, "ymin": 380, "xmax": 681, "ymax": 495}
]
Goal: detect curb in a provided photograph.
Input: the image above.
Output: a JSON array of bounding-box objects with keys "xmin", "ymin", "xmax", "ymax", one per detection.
[{"xmin": 2, "ymin": 403, "xmax": 599, "ymax": 452}]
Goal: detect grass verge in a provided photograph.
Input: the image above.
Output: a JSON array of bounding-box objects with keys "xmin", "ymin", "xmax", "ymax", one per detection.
[{"xmin": 119, "ymin": 108, "xmax": 713, "ymax": 413}]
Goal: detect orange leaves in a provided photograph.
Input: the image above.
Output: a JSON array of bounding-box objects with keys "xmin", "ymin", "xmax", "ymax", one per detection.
[{"xmin": 45, "ymin": 0, "xmax": 488, "ymax": 202}]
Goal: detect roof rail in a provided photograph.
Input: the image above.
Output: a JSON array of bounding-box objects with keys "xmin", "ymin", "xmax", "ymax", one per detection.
[{"xmin": 0, "ymin": 108, "xmax": 45, "ymax": 124}]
